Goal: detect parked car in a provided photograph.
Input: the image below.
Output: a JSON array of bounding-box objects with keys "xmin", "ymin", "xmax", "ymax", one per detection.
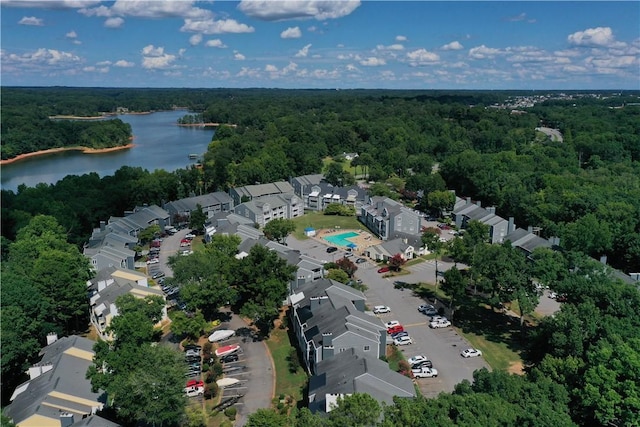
[
  {"xmin": 411, "ymin": 360, "xmax": 433, "ymax": 369},
  {"xmin": 412, "ymin": 367, "xmax": 438, "ymax": 378},
  {"xmin": 377, "ymin": 266, "xmax": 390, "ymax": 273},
  {"xmin": 418, "ymin": 304, "xmax": 436, "ymax": 314},
  {"xmin": 387, "ymin": 325, "xmax": 404, "ymax": 335},
  {"xmin": 185, "ymin": 386, "xmax": 204, "ymax": 397},
  {"xmin": 344, "ymin": 253, "xmax": 354, "ymax": 258},
  {"xmin": 373, "ymin": 305, "xmax": 391, "ymax": 314},
  {"xmin": 185, "ymin": 356, "xmax": 201, "ymax": 363},
  {"xmin": 185, "ymin": 233, "xmax": 196, "ymax": 239},
  {"xmin": 391, "ymin": 331, "xmax": 409, "ymax": 339},
  {"xmin": 384, "ymin": 320, "xmax": 400, "ymax": 329},
  {"xmin": 186, "ymin": 379, "xmax": 204, "ymax": 388},
  {"xmin": 393, "ymin": 335, "xmax": 413, "ymax": 346},
  {"xmin": 185, "ymin": 349, "xmax": 200, "ymax": 358},
  {"xmin": 408, "ymin": 355, "xmax": 429, "ymax": 366},
  {"xmin": 146, "ymin": 258, "xmax": 159, "ymax": 265},
  {"xmin": 152, "ymin": 271, "xmax": 165, "ymax": 279},
  {"xmin": 326, "ymin": 246, "xmax": 338, "ymax": 253},
  {"xmin": 355, "ymin": 258, "xmax": 367, "ymax": 264},
  {"xmin": 220, "ymin": 353, "xmax": 239, "ymax": 363},
  {"xmin": 461, "ymin": 348, "xmax": 483, "ymax": 358},
  {"xmin": 429, "ymin": 319, "xmax": 451, "ymax": 328}
]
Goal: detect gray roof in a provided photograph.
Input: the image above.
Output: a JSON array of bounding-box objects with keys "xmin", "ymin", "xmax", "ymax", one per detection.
[
  {"xmin": 233, "ymin": 181, "xmax": 294, "ymax": 199},
  {"xmin": 71, "ymin": 415, "xmax": 122, "ymax": 427},
  {"xmin": 4, "ymin": 336, "xmax": 106, "ymax": 425},
  {"xmin": 505, "ymin": 228, "xmax": 552, "ymax": 253},
  {"xmin": 292, "ymin": 174, "xmax": 325, "ymax": 187},
  {"xmin": 164, "ymin": 192, "xmax": 232, "ymax": 213},
  {"xmin": 303, "ymin": 304, "xmax": 351, "ymax": 347},
  {"xmin": 294, "ymin": 278, "xmax": 366, "ymax": 310},
  {"xmin": 308, "ymin": 349, "xmax": 415, "ymax": 412}
]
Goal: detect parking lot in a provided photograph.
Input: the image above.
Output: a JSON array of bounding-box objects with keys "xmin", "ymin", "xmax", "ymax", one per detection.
[{"xmin": 286, "ymin": 235, "xmax": 488, "ymax": 397}]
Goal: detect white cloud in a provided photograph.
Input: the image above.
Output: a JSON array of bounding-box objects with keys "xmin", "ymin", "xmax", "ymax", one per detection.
[
  {"xmin": 396, "ymin": 35, "xmax": 407, "ymax": 42},
  {"xmin": 295, "ymin": 44, "xmax": 312, "ymax": 57},
  {"xmin": 442, "ymin": 41, "xmax": 463, "ymax": 51},
  {"xmin": 83, "ymin": 65, "xmax": 109, "ymax": 73},
  {"xmin": 468, "ymin": 45, "xmax": 502, "ymax": 59},
  {"xmin": 205, "ymin": 39, "xmax": 227, "ymax": 48},
  {"xmin": 96, "ymin": 60, "xmax": 111, "ymax": 66},
  {"xmin": 376, "ymin": 44, "xmax": 404, "ymax": 51},
  {"xmin": 114, "ymin": 59, "xmax": 134, "ymax": 67},
  {"xmin": 181, "ymin": 18, "xmax": 254, "ymax": 34},
  {"xmin": 81, "ymin": 0, "xmax": 213, "ymax": 20},
  {"xmin": 407, "ymin": 48, "xmax": 440, "ymax": 65},
  {"xmin": 359, "ymin": 57, "xmax": 386, "ymax": 66},
  {"xmin": 346, "ymin": 64, "xmax": 358, "ymax": 72},
  {"xmin": 587, "ymin": 55, "xmax": 638, "ymax": 69},
  {"xmin": 189, "ymin": 34, "xmax": 202, "ymax": 46},
  {"xmin": 141, "ymin": 45, "xmax": 176, "ymax": 69},
  {"xmin": 504, "ymin": 12, "xmax": 527, "ymax": 22},
  {"xmin": 104, "ymin": 17, "xmax": 124, "ymax": 28},
  {"xmin": 18, "ymin": 16, "xmax": 44, "ymax": 26},
  {"xmin": 237, "ymin": 0, "xmax": 361, "ymax": 21},
  {"xmin": 234, "ymin": 51, "xmax": 246, "ymax": 60},
  {"xmin": 1, "ymin": 48, "xmax": 82, "ymax": 69},
  {"xmin": 4, "ymin": 1, "xmax": 101, "ymax": 9},
  {"xmin": 65, "ymin": 30, "xmax": 78, "ymax": 38},
  {"xmin": 281, "ymin": 26, "xmax": 302, "ymax": 39},
  {"xmin": 568, "ymin": 27, "xmax": 621, "ymax": 48},
  {"xmin": 265, "ymin": 64, "xmax": 278, "ymax": 72}
]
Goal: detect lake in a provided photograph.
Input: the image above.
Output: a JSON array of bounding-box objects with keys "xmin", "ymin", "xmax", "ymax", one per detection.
[{"xmin": 0, "ymin": 110, "xmax": 215, "ymax": 192}]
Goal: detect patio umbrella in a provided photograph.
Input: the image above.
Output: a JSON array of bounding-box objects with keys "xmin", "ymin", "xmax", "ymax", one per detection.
[{"xmin": 347, "ymin": 243, "xmax": 357, "ymax": 248}]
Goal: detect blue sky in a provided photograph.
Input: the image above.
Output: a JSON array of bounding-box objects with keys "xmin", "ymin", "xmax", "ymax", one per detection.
[{"xmin": 1, "ymin": 1, "xmax": 638, "ymax": 90}]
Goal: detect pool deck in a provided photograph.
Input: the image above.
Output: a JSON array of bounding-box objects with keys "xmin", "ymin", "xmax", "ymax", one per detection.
[{"xmin": 314, "ymin": 228, "xmax": 382, "ymax": 254}]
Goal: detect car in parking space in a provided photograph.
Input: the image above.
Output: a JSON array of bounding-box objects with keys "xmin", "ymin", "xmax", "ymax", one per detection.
[
  {"xmin": 185, "ymin": 356, "xmax": 201, "ymax": 364},
  {"xmin": 220, "ymin": 353, "xmax": 239, "ymax": 363},
  {"xmin": 355, "ymin": 258, "xmax": 367, "ymax": 264},
  {"xmin": 408, "ymin": 354, "xmax": 429, "ymax": 366},
  {"xmin": 146, "ymin": 258, "xmax": 159, "ymax": 265},
  {"xmin": 373, "ymin": 305, "xmax": 391, "ymax": 314},
  {"xmin": 411, "ymin": 360, "xmax": 433, "ymax": 369},
  {"xmin": 326, "ymin": 246, "xmax": 338, "ymax": 253},
  {"xmin": 377, "ymin": 266, "xmax": 390, "ymax": 273},
  {"xmin": 393, "ymin": 335, "xmax": 413, "ymax": 346},
  {"xmin": 152, "ymin": 271, "xmax": 165, "ymax": 279},
  {"xmin": 185, "ymin": 386, "xmax": 204, "ymax": 397},
  {"xmin": 344, "ymin": 253, "xmax": 354, "ymax": 258},
  {"xmin": 429, "ymin": 319, "xmax": 452, "ymax": 328},
  {"xmin": 412, "ymin": 367, "xmax": 438, "ymax": 378},
  {"xmin": 185, "ymin": 233, "xmax": 196, "ymax": 239},
  {"xmin": 387, "ymin": 324, "xmax": 404, "ymax": 335},
  {"xmin": 418, "ymin": 304, "xmax": 437, "ymax": 315},
  {"xmin": 461, "ymin": 348, "xmax": 482, "ymax": 358},
  {"xmin": 384, "ymin": 320, "xmax": 400, "ymax": 329},
  {"xmin": 185, "ymin": 349, "xmax": 200, "ymax": 358},
  {"xmin": 391, "ymin": 331, "xmax": 409, "ymax": 340}
]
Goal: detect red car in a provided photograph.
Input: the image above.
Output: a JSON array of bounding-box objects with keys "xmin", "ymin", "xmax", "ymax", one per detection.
[
  {"xmin": 378, "ymin": 267, "xmax": 390, "ymax": 273},
  {"xmin": 387, "ymin": 325, "xmax": 404, "ymax": 335},
  {"xmin": 186, "ymin": 379, "xmax": 204, "ymax": 388}
]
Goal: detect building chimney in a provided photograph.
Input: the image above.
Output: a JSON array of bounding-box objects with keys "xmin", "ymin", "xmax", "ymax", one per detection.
[
  {"xmin": 507, "ymin": 217, "xmax": 515, "ymax": 234},
  {"xmin": 527, "ymin": 226, "xmax": 533, "ymax": 233},
  {"xmin": 599, "ymin": 255, "xmax": 608, "ymax": 265},
  {"xmin": 476, "ymin": 200, "xmax": 481, "ymax": 207},
  {"xmin": 310, "ymin": 296, "xmax": 321, "ymax": 311},
  {"xmin": 322, "ymin": 332, "xmax": 334, "ymax": 360},
  {"xmin": 466, "ymin": 197, "xmax": 471, "ymax": 205},
  {"xmin": 487, "ymin": 207, "xmax": 496, "ymax": 214},
  {"xmin": 46, "ymin": 332, "xmax": 58, "ymax": 345},
  {"xmin": 100, "ymin": 220, "xmax": 106, "ymax": 232},
  {"xmin": 28, "ymin": 366, "xmax": 42, "ymax": 380},
  {"xmin": 60, "ymin": 413, "xmax": 75, "ymax": 427}
]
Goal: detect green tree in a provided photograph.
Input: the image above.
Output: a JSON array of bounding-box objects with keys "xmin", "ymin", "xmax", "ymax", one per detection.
[
  {"xmin": 171, "ymin": 310, "xmax": 207, "ymax": 340},
  {"xmin": 245, "ymin": 408, "xmax": 288, "ymax": 427},
  {"xmin": 426, "ymin": 190, "xmax": 455, "ymax": 217},
  {"xmin": 189, "ymin": 203, "xmax": 207, "ymax": 232},
  {"xmin": 138, "ymin": 224, "xmax": 161, "ymax": 243},
  {"xmin": 327, "ymin": 393, "xmax": 382, "ymax": 427},
  {"xmin": 325, "ymin": 162, "xmax": 345, "ymax": 186},
  {"xmin": 441, "ymin": 267, "xmax": 468, "ymax": 320},
  {"xmin": 421, "ymin": 227, "xmax": 443, "ymax": 253},
  {"xmin": 263, "ymin": 218, "xmax": 296, "ymax": 244},
  {"xmin": 327, "ymin": 268, "xmax": 350, "ymax": 284}
]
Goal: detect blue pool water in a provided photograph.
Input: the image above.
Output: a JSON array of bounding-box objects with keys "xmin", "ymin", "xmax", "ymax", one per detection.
[{"xmin": 323, "ymin": 231, "xmax": 359, "ymax": 247}]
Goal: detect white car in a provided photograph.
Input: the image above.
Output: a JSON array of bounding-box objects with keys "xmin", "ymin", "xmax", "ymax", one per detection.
[
  {"xmin": 384, "ymin": 320, "xmax": 400, "ymax": 329},
  {"xmin": 429, "ymin": 320, "xmax": 451, "ymax": 328},
  {"xmin": 373, "ymin": 305, "xmax": 391, "ymax": 314},
  {"xmin": 408, "ymin": 355, "xmax": 429, "ymax": 366},
  {"xmin": 418, "ymin": 304, "xmax": 437, "ymax": 316},
  {"xmin": 393, "ymin": 336, "xmax": 413, "ymax": 346},
  {"xmin": 146, "ymin": 258, "xmax": 159, "ymax": 264},
  {"xmin": 461, "ymin": 348, "xmax": 482, "ymax": 358},
  {"xmin": 185, "ymin": 233, "xmax": 196, "ymax": 239},
  {"xmin": 184, "ymin": 386, "xmax": 204, "ymax": 397},
  {"xmin": 412, "ymin": 367, "xmax": 438, "ymax": 378}
]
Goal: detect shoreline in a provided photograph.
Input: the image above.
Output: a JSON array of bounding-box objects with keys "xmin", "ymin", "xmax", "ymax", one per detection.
[
  {"xmin": 0, "ymin": 143, "xmax": 135, "ymax": 165},
  {"xmin": 176, "ymin": 123, "xmax": 237, "ymax": 128}
]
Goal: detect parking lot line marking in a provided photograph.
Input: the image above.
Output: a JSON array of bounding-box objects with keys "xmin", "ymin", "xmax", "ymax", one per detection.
[{"xmin": 404, "ymin": 321, "xmax": 428, "ymax": 327}]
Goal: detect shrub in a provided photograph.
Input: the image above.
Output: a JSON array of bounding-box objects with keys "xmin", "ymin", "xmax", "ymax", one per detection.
[
  {"xmin": 224, "ymin": 407, "xmax": 237, "ymax": 420},
  {"xmin": 203, "ymin": 383, "xmax": 218, "ymax": 400},
  {"xmin": 287, "ymin": 348, "xmax": 301, "ymax": 373},
  {"xmin": 212, "ymin": 361, "xmax": 223, "ymax": 378},
  {"xmin": 203, "ymin": 342, "xmax": 213, "ymax": 358}
]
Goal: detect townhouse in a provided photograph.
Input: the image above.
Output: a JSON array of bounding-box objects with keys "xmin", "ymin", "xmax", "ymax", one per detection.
[
  {"xmin": 359, "ymin": 196, "xmax": 422, "ymax": 240},
  {"xmin": 163, "ymin": 191, "xmax": 233, "ymax": 223},
  {"xmin": 232, "ymin": 193, "xmax": 303, "ymax": 227},
  {"xmin": 290, "ymin": 174, "xmax": 367, "ymax": 212}
]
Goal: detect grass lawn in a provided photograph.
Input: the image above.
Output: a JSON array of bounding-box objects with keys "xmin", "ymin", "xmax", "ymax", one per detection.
[
  {"xmin": 265, "ymin": 318, "xmax": 308, "ymax": 403},
  {"xmin": 453, "ymin": 301, "xmax": 527, "ymax": 372},
  {"xmin": 290, "ymin": 211, "xmax": 367, "ymax": 240}
]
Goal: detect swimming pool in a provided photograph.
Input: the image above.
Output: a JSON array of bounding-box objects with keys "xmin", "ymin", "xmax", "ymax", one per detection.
[{"xmin": 323, "ymin": 231, "xmax": 359, "ymax": 247}]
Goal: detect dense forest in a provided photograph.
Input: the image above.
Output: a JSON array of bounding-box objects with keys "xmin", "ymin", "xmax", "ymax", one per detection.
[{"xmin": 1, "ymin": 87, "xmax": 639, "ymax": 426}]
